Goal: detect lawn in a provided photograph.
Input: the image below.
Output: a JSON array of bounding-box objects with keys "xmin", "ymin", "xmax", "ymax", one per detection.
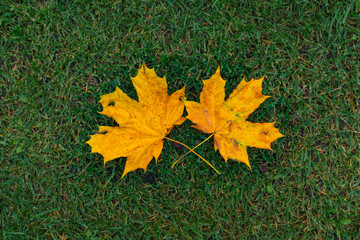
[{"xmin": 1, "ymin": 0, "xmax": 359, "ymax": 239}]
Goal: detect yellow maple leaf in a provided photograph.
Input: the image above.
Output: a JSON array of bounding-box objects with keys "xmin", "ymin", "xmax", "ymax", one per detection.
[
  {"xmin": 185, "ymin": 67, "xmax": 284, "ymax": 168},
  {"xmin": 86, "ymin": 64, "xmax": 186, "ymax": 177}
]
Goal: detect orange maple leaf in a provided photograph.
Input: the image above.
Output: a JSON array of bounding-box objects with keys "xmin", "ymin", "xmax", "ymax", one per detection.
[
  {"xmin": 86, "ymin": 64, "xmax": 185, "ymax": 177},
  {"xmin": 185, "ymin": 68, "xmax": 284, "ymax": 168}
]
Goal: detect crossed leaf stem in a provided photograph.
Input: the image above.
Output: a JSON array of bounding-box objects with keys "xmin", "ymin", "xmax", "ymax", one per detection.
[
  {"xmin": 166, "ymin": 97, "xmax": 233, "ymax": 175},
  {"xmin": 170, "ymin": 133, "xmax": 214, "ymax": 168},
  {"xmin": 164, "ymin": 135, "xmax": 220, "ymax": 175},
  {"xmin": 167, "ymin": 113, "xmax": 236, "ymax": 175}
]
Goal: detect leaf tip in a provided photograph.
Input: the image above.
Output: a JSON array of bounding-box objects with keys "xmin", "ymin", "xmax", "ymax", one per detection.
[
  {"xmin": 246, "ymin": 161, "xmax": 252, "ymax": 170},
  {"xmin": 104, "ymin": 158, "xmax": 111, "ymax": 165},
  {"xmin": 216, "ymin": 66, "xmax": 221, "ymax": 74}
]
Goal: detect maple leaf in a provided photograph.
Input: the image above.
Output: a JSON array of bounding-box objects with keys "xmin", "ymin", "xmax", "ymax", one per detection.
[
  {"xmin": 86, "ymin": 64, "xmax": 185, "ymax": 177},
  {"xmin": 185, "ymin": 68, "xmax": 284, "ymax": 168}
]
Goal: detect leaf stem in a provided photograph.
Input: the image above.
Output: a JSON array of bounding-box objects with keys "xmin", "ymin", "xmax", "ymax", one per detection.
[{"xmin": 164, "ymin": 136, "xmax": 220, "ymax": 175}]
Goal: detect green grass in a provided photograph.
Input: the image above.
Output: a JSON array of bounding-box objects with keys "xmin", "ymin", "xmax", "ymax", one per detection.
[{"xmin": 1, "ymin": 0, "xmax": 359, "ymax": 239}]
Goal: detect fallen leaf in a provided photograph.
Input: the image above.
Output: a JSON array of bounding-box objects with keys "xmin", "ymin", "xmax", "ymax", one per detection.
[
  {"xmin": 185, "ymin": 67, "xmax": 284, "ymax": 168},
  {"xmin": 86, "ymin": 64, "xmax": 185, "ymax": 177},
  {"xmin": 172, "ymin": 141, "xmax": 185, "ymax": 153},
  {"xmin": 258, "ymin": 162, "xmax": 269, "ymax": 173}
]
